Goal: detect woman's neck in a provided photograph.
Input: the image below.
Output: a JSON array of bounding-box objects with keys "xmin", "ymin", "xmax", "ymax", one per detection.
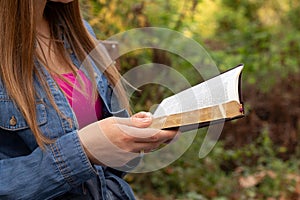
[{"xmin": 36, "ymin": 0, "xmax": 49, "ymax": 36}]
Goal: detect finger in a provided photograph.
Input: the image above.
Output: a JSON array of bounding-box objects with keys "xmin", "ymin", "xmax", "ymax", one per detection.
[
  {"xmin": 130, "ymin": 142, "xmax": 162, "ymax": 153},
  {"xmin": 116, "ymin": 124, "xmax": 180, "ymax": 144},
  {"xmin": 164, "ymin": 130, "xmax": 182, "ymax": 144},
  {"xmin": 113, "ymin": 111, "xmax": 153, "ymax": 128},
  {"xmin": 131, "ymin": 112, "xmax": 153, "ymax": 128},
  {"xmin": 132, "ymin": 111, "xmax": 152, "ymax": 119},
  {"xmin": 116, "ymin": 124, "xmax": 161, "ymax": 142},
  {"xmin": 154, "ymin": 129, "xmax": 180, "ymax": 143}
]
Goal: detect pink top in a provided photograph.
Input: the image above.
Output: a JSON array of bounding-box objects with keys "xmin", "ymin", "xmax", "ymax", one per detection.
[{"xmin": 53, "ymin": 71, "xmax": 102, "ymax": 129}]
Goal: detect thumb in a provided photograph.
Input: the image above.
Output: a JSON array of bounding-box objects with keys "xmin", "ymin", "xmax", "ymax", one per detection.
[
  {"xmin": 114, "ymin": 111, "xmax": 153, "ymax": 128},
  {"xmin": 131, "ymin": 111, "xmax": 153, "ymax": 128}
]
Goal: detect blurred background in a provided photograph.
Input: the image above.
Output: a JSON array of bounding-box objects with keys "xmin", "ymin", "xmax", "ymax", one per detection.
[{"xmin": 81, "ymin": 0, "xmax": 300, "ymax": 199}]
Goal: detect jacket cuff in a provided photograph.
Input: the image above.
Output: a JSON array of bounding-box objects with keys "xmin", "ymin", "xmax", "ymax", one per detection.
[{"xmin": 50, "ymin": 131, "xmax": 97, "ymax": 187}]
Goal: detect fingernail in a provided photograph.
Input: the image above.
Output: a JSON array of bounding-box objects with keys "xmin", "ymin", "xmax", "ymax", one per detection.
[
  {"xmin": 136, "ymin": 117, "xmax": 151, "ymax": 123},
  {"xmin": 144, "ymin": 112, "xmax": 152, "ymax": 117}
]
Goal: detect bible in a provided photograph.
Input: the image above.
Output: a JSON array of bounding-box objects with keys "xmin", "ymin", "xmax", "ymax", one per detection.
[{"xmin": 150, "ymin": 64, "xmax": 245, "ymax": 131}]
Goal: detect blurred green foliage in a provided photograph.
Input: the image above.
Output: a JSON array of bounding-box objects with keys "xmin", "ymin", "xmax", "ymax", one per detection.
[
  {"xmin": 81, "ymin": 0, "xmax": 300, "ymax": 97},
  {"xmin": 127, "ymin": 129, "xmax": 299, "ymax": 199},
  {"xmin": 81, "ymin": 0, "xmax": 300, "ymax": 199}
]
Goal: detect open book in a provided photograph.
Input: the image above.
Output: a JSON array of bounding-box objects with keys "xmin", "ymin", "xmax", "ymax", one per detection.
[{"xmin": 150, "ymin": 64, "xmax": 245, "ymax": 131}]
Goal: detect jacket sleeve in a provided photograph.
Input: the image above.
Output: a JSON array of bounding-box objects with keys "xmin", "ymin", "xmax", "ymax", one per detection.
[
  {"xmin": 0, "ymin": 130, "xmax": 97, "ymax": 200},
  {"xmin": 83, "ymin": 19, "xmax": 97, "ymax": 38}
]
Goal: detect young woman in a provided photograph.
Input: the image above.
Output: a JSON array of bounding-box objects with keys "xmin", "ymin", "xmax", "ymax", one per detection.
[{"xmin": 0, "ymin": 0, "xmax": 178, "ymax": 199}]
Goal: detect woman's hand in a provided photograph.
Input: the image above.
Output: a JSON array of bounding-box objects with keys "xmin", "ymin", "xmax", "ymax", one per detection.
[{"xmin": 78, "ymin": 112, "xmax": 179, "ymax": 168}]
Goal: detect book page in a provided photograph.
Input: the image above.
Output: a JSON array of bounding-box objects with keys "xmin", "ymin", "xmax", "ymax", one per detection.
[{"xmin": 153, "ymin": 65, "xmax": 243, "ymax": 118}]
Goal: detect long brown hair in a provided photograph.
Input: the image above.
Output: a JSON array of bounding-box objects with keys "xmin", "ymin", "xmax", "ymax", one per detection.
[{"xmin": 0, "ymin": 0, "xmax": 129, "ymax": 148}]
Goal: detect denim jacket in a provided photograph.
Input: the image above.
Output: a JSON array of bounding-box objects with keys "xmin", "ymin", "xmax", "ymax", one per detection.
[{"xmin": 0, "ymin": 21, "xmax": 135, "ymax": 200}]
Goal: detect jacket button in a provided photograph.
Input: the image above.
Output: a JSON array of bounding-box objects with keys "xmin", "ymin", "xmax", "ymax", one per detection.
[{"xmin": 9, "ymin": 116, "xmax": 17, "ymax": 126}]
